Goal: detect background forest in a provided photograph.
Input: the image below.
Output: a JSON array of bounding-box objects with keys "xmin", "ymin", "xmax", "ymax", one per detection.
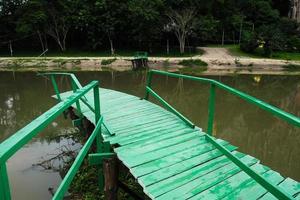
[{"xmin": 0, "ymin": 0, "xmax": 299, "ymax": 57}]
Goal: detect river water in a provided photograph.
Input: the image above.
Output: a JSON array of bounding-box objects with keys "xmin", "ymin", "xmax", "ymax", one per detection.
[{"xmin": 0, "ymin": 71, "xmax": 299, "ymax": 199}]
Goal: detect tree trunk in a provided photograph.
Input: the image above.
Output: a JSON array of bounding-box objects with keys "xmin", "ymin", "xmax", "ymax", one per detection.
[
  {"xmin": 166, "ymin": 39, "xmax": 169, "ymax": 55},
  {"xmin": 9, "ymin": 41, "xmax": 13, "ymax": 56},
  {"xmin": 289, "ymin": 0, "xmax": 300, "ymax": 22},
  {"xmin": 44, "ymin": 34, "xmax": 48, "ymax": 50},
  {"xmin": 108, "ymin": 35, "xmax": 115, "ymax": 56},
  {"xmin": 239, "ymin": 21, "xmax": 243, "ymax": 45},
  {"xmin": 222, "ymin": 29, "xmax": 225, "ymax": 46},
  {"xmin": 179, "ymin": 35, "xmax": 185, "ymax": 54},
  {"xmin": 37, "ymin": 30, "xmax": 45, "ymax": 52}
]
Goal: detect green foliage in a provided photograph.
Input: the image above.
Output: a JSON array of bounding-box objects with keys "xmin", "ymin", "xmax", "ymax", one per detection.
[
  {"xmin": 240, "ymin": 31, "xmax": 259, "ymax": 53},
  {"xmin": 101, "ymin": 59, "xmax": 116, "ymax": 65},
  {"xmin": 0, "ymin": 0, "xmax": 299, "ymax": 56},
  {"xmin": 282, "ymin": 64, "xmax": 300, "ymax": 72},
  {"xmin": 178, "ymin": 59, "xmax": 208, "ymax": 67}
]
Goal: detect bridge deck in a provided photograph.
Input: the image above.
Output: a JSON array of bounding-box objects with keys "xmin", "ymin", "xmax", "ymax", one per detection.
[{"xmin": 59, "ymin": 88, "xmax": 300, "ymax": 200}]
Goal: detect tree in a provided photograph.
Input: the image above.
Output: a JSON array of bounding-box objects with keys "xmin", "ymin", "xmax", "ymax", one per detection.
[
  {"xmin": 166, "ymin": 8, "xmax": 196, "ymax": 54},
  {"xmin": 92, "ymin": 0, "xmax": 129, "ymax": 55},
  {"xmin": 127, "ymin": 0, "xmax": 164, "ymax": 52},
  {"xmin": 45, "ymin": 0, "xmax": 81, "ymax": 52},
  {"xmin": 16, "ymin": 0, "xmax": 48, "ymax": 52},
  {"xmin": 193, "ymin": 15, "xmax": 219, "ymax": 43}
]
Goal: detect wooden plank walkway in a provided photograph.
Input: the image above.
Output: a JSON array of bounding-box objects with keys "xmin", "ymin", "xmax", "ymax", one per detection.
[{"xmin": 58, "ymin": 88, "xmax": 300, "ymax": 200}]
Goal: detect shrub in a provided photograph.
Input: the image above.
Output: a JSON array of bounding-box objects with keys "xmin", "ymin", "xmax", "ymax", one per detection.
[
  {"xmin": 240, "ymin": 31, "xmax": 259, "ymax": 53},
  {"xmin": 101, "ymin": 59, "xmax": 116, "ymax": 65},
  {"xmin": 178, "ymin": 59, "xmax": 208, "ymax": 67}
]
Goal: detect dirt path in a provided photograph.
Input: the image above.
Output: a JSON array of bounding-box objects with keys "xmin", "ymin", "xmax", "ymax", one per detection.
[{"xmin": 200, "ymin": 47, "xmax": 235, "ymax": 60}]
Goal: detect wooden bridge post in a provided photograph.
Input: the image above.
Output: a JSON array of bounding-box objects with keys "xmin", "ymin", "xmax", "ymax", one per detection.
[{"xmin": 103, "ymin": 155, "xmax": 118, "ymax": 200}]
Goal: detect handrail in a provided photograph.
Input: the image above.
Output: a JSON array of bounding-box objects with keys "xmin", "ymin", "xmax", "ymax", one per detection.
[
  {"xmin": 144, "ymin": 69, "xmax": 299, "ymax": 200},
  {"xmin": 38, "ymin": 73, "xmax": 93, "ymax": 112},
  {"xmin": 40, "ymin": 72, "xmax": 114, "ymax": 136},
  {"xmin": 53, "ymin": 116, "xmax": 104, "ymax": 200},
  {"xmin": 145, "ymin": 70, "xmax": 300, "ymax": 130},
  {"xmin": 38, "ymin": 72, "xmax": 83, "ymax": 89},
  {"xmin": 0, "ymin": 81, "xmax": 98, "ymax": 164},
  {"xmin": 38, "ymin": 72, "xmax": 115, "ymax": 135},
  {"xmin": 205, "ymin": 134, "xmax": 294, "ymax": 200},
  {"xmin": 0, "ymin": 80, "xmax": 102, "ymax": 200},
  {"xmin": 146, "ymin": 86, "xmax": 195, "ymax": 128}
]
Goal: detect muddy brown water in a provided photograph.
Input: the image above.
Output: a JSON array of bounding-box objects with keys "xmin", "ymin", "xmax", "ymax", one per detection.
[{"xmin": 0, "ymin": 71, "xmax": 299, "ymax": 199}]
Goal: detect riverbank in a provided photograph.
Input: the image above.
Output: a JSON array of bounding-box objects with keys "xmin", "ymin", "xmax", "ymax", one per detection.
[{"xmin": 0, "ymin": 47, "xmax": 300, "ymax": 75}]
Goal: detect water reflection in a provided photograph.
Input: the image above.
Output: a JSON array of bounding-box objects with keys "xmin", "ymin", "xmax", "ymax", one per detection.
[{"xmin": 0, "ymin": 71, "xmax": 299, "ymax": 200}]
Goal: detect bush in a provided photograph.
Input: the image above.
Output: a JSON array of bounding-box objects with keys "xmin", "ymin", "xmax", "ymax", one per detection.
[
  {"xmin": 178, "ymin": 59, "xmax": 208, "ymax": 67},
  {"xmin": 286, "ymin": 36, "xmax": 300, "ymax": 51},
  {"xmin": 240, "ymin": 31, "xmax": 259, "ymax": 53},
  {"xmin": 101, "ymin": 59, "xmax": 116, "ymax": 65}
]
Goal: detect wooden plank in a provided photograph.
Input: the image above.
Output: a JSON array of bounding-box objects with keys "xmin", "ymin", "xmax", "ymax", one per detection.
[
  {"xmin": 116, "ymin": 126, "xmax": 191, "ymax": 146},
  {"xmin": 259, "ymin": 177, "xmax": 300, "ymax": 200},
  {"xmin": 221, "ymin": 170, "xmax": 284, "ymax": 200},
  {"xmin": 101, "ymin": 97, "xmax": 141, "ymax": 112},
  {"xmin": 102, "ymin": 118, "xmax": 181, "ymax": 141},
  {"xmin": 138, "ymin": 143, "xmax": 237, "ymax": 188},
  {"xmin": 107, "ymin": 123, "xmax": 187, "ymax": 145},
  {"xmin": 144, "ymin": 152, "xmax": 245, "ymax": 198},
  {"xmin": 119, "ymin": 136, "xmax": 206, "ymax": 168},
  {"xmin": 104, "ymin": 105, "xmax": 161, "ymax": 121},
  {"xmin": 106, "ymin": 110, "xmax": 171, "ymax": 129},
  {"xmin": 101, "ymin": 97, "xmax": 149, "ymax": 111},
  {"xmin": 117, "ymin": 131, "xmax": 201, "ymax": 157},
  {"xmin": 188, "ymin": 163, "xmax": 270, "ymax": 200},
  {"xmin": 130, "ymin": 139, "xmax": 230, "ymax": 178},
  {"xmin": 156, "ymin": 155, "xmax": 259, "ymax": 200},
  {"xmin": 108, "ymin": 116, "xmax": 178, "ymax": 134},
  {"xmin": 115, "ymin": 129, "xmax": 202, "ymax": 153}
]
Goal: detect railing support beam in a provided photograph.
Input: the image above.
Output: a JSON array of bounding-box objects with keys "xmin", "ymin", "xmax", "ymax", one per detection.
[
  {"xmin": 144, "ymin": 70, "xmax": 153, "ymax": 100},
  {"xmin": 0, "ymin": 164, "xmax": 11, "ymax": 200},
  {"xmin": 71, "ymin": 79, "xmax": 83, "ymax": 118},
  {"xmin": 207, "ymin": 83, "xmax": 216, "ymax": 135},
  {"xmin": 50, "ymin": 75, "xmax": 61, "ymax": 101}
]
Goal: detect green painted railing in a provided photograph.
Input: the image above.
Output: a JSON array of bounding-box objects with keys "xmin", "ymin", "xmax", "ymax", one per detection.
[
  {"xmin": 145, "ymin": 70, "xmax": 300, "ymax": 132},
  {"xmin": 144, "ymin": 69, "xmax": 300, "ymax": 200},
  {"xmin": 39, "ymin": 72, "xmax": 96, "ymax": 117},
  {"xmin": 0, "ymin": 79, "xmax": 104, "ymax": 200}
]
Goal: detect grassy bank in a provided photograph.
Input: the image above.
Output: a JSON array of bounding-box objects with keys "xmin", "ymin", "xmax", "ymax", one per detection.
[
  {"xmin": 178, "ymin": 59, "xmax": 208, "ymax": 74},
  {"xmin": 209, "ymin": 44, "xmax": 300, "ymax": 61}
]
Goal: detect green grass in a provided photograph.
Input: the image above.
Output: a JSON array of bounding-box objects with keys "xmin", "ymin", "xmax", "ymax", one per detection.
[
  {"xmin": 0, "ymin": 48, "xmax": 203, "ymax": 58},
  {"xmin": 178, "ymin": 59, "xmax": 208, "ymax": 75},
  {"xmin": 210, "ymin": 44, "xmax": 300, "ymax": 61}
]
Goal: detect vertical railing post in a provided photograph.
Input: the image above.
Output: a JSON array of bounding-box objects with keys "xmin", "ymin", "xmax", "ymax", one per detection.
[
  {"xmin": 93, "ymin": 82, "xmax": 105, "ymax": 190},
  {"xmin": 50, "ymin": 75, "xmax": 62, "ymax": 101},
  {"xmin": 144, "ymin": 70, "xmax": 153, "ymax": 100},
  {"xmin": 0, "ymin": 163, "xmax": 11, "ymax": 200},
  {"xmin": 71, "ymin": 79, "xmax": 83, "ymax": 118},
  {"xmin": 207, "ymin": 83, "xmax": 216, "ymax": 136}
]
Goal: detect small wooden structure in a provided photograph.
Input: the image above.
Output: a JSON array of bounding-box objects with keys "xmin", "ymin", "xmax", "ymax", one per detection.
[{"xmin": 131, "ymin": 51, "xmax": 148, "ymax": 70}]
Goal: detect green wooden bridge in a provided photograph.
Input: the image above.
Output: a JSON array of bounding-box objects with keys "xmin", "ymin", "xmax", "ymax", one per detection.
[{"xmin": 0, "ymin": 70, "xmax": 300, "ymax": 200}]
